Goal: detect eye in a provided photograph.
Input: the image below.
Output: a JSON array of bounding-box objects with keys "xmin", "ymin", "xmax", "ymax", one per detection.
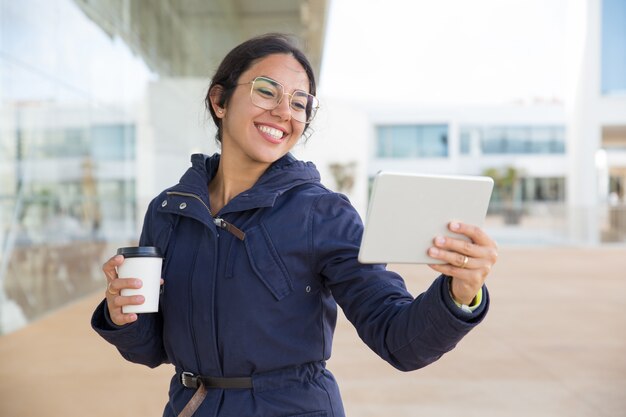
[
  {"xmin": 290, "ymin": 93, "xmax": 309, "ymax": 112},
  {"xmin": 290, "ymin": 99, "xmax": 307, "ymax": 112},
  {"xmin": 255, "ymin": 87, "xmax": 277, "ymax": 99}
]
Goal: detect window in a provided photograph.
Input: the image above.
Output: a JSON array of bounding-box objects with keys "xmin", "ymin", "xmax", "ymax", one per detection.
[
  {"xmin": 459, "ymin": 125, "xmax": 565, "ymax": 155},
  {"xmin": 520, "ymin": 177, "xmax": 565, "ymax": 202},
  {"xmin": 376, "ymin": 124, "xmax": 448, "ymax": 158},
  {"xmin": 459, "ymin": 130, "xmax": 471, "ymax": 155},
  {"xmin": 602, "ymin": 0, "xmax": 626, "ymax": 94},
  {"xmin": 91, "ymin": 125, "xmax": 136, "ymax": 160}
]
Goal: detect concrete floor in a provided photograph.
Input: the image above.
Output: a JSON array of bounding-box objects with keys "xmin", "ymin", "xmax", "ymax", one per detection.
[{"xmin": 1, "ymin": 246, "xmax": 625, "ymax": 416}]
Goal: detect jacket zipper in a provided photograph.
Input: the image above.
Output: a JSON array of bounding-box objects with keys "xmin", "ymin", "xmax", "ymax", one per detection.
[
  {"xmin": 166, "ymin": 191, "xmax": 245, "ymax": 240},
  {"xmin": 167, "ymin": 190, "xmax": 229, "ymax": 375}
]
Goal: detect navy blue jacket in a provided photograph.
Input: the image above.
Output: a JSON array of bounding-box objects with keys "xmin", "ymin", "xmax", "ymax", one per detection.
[{"xmin": 92, "ymin": 153, "xmax": 489, "ymax": 417}]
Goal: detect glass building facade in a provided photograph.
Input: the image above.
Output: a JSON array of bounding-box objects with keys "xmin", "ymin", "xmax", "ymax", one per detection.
[
  {"xmin": 459, "ymin": 125, "xmax": 566, "ymax": 155},
  {"xmin": 0, "ymin": 0, "xmax": 153, "ymax": 332},
  {"xmin": 376, "ymin": 124, "xmax": 448, "ymax": 158},
  {"xmin": 375, "ymin": 123, "xmax": 567, "ymax": 206}
]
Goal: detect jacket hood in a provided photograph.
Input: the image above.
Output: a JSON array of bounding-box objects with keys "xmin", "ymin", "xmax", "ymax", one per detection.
[{"xmin": 173, "ymin": 152, "xmax": 322, "ymax": 214}]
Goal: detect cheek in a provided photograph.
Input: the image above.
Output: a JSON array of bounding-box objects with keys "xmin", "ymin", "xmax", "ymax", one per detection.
[{"xmin": 292, "ymin": 122, "xmax": 306, "ymax": 139}]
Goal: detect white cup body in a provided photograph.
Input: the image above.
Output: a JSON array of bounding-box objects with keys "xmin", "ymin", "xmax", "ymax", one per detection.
[{"xmin": 118, "ymin": 256, "xmax": 162, "ymax": 313}]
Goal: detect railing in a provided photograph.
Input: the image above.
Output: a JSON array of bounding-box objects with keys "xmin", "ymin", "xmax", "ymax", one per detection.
[{"xmin": 484, "ymin": 202, "xmax": 626, "ymax": 245}]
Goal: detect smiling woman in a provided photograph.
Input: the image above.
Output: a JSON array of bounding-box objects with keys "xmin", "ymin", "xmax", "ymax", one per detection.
[{"xmin": 91, "ymin": 33, "xmax": 498, "ymax": 417}]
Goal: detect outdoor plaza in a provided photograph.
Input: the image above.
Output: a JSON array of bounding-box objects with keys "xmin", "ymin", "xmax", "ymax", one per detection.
[{"xmin": 0, "ymin": 245, "xmax": 624, "ymax": 417}]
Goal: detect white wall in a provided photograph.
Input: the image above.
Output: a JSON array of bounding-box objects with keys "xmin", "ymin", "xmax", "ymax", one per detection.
[
  {"xmin": 136, "ymin": 78, "xmax": 218, "ymax": 224},
  {"xmin": 293, "ymin": 97, "xmax": 371, "ymax": 218},
  {"xmin": 565, "ymin": 0, "xmax": 626, "ymax": 244}
]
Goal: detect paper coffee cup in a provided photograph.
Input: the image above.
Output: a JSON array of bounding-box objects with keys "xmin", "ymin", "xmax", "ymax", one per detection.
[{"xmin": 117, "ymin": 246, "xmax": 163, "ymax": 314}]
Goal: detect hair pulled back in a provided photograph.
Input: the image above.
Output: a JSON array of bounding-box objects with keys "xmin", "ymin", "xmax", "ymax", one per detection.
[{"xmin": 205, "ymin": 33, "xmax": 317, "ymax": 142}]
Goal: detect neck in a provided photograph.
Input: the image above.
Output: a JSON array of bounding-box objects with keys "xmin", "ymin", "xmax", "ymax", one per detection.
[{"xmin": 208, "ymin": 151, "xmax": 270, "ymax": 214}]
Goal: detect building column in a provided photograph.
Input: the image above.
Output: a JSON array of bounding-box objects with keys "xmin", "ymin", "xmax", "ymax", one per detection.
[{"xmin": 566, "ymin": 0, "xmax": 602, "ymax": 245}]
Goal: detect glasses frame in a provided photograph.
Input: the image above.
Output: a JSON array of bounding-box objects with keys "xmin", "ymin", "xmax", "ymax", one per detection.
[{"xmin": 238, "ymin": 76, "xmax": 319, "ymax": 124}]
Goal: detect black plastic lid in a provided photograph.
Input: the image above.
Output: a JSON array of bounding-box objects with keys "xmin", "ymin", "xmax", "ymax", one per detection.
[{"xmin": 117, "ymin": 246, "xmax": 163, "ymax": 258}]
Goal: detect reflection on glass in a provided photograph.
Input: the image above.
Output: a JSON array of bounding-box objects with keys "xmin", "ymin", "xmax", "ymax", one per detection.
[
  {"xmin": 0, "ymin": 0, "xmax": 153, "ymax": 333},
  {"xmin": 376, "ymin": 124, "xmax": 449, "ymax": 158},
  {"xmin": 458, "ymin": 125, "xmax": 566, "ymax": 155}
]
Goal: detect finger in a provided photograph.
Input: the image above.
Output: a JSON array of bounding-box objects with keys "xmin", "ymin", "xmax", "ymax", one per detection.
[
  {"xmin": 427, "ymin": 262, "xmax": 472, "ymax": 280},
  {"xmin": 110, "ymin": 310, "xmax": 139, "ymax": 326},
  {"xmin": 434, "ymin": 232, "xmax": 498, "ymax": 266},
  {"xmin": 433, "ymin": 236, "xmax": 497, "ymax": 267},
  {"xmin": 429, "ymin": 246, "xmax": 497, "ymax": 279},
  {"xmin": 433, "ymin": 235, "xmax": 481, "ymax": 260},
  {"xmin": 109, "ymin": 293, "xmax": 145, "ymax": 308},
  {"xmin": 449, "ymin": 222, "xmax": 497, "ymax": 249},
  {"xmin": 103, "ymin": 254, "xmax": 124, "ymax": 282},
  {"xmin": 107, "ymin": 278, "xmax": 142, "ymax": 296},
  {"xmin": 106, "ymin": 281, "xmax": 119, "ymax": 296},
  {"xmin": 106, "ymin": 290, "xmax": 144, "ymax": 326},
  {"xmin": 428, "ymin": 246, "xmax": 474, "ymax": 269}
]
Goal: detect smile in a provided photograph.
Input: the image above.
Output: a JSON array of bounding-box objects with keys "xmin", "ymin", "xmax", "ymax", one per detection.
[{"xmin": 256, "ymin": 124, "xmax": 285, "ymax": 141}]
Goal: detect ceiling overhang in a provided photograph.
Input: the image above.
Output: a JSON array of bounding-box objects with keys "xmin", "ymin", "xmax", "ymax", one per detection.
[{"xmin": 72, "ymin": 0, "xmax": 329, "ymax": 80}]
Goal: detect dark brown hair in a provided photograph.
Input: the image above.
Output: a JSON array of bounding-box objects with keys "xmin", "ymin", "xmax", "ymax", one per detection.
[{"xmin": 205, "ymin": 33, "xmax": 317, "ymax": 142}]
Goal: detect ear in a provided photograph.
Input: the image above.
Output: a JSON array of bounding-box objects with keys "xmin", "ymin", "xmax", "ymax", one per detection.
[{"xmin": 209, "ymin": 85, "xmax": 226, "ymax": 117}]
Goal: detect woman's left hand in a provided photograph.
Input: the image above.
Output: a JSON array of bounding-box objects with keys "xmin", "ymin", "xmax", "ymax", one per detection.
[{"xmin": 427, "ymin": 222, "xmax": 498, "ymax": 305}]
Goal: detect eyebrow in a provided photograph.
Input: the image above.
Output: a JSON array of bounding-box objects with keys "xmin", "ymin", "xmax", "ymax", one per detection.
[{"xmin": 257, "ymin": 75, "xmax": 310, "ymax": 93}]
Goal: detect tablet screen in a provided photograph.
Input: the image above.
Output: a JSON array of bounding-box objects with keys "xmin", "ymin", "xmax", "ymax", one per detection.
[{"xmin": 358, "ymin": 172, "xmax": 494, "ymax": 264}]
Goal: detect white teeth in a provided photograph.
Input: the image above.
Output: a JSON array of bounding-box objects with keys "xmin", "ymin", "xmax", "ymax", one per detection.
[{"xmin": 257, "ymin": 125, "xmax": 284, "ymax": 140}]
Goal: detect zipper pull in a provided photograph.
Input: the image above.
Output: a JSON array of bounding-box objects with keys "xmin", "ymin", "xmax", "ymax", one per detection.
[{"xmin": 214, "ymin": 217, "xmax": 246, "ymax": 241}]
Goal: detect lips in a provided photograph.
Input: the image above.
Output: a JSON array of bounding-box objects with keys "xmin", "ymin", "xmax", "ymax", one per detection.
[{"xmin": 256, "ymin": 124, "xmax": 286, "ymax": 141}]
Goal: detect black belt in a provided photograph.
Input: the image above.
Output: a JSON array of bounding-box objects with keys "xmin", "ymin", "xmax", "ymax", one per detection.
[
  {"xmin": 177, "ymin": 362, "xmax": 326, "ymax": 417},
  {"xmin": 180, "ymin": 371, "xmax": 253, "ymax": 390}
]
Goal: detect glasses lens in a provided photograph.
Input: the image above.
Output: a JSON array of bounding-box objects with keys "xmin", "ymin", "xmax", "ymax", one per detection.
[
  {"xmin": 250, "ymin": 77, "xmax": 282, "ymax": 110},
  {"xmin": 249, "ymin": 77, "xmax": 319, "ymax": 123},
  {"xmin": 290, "ymin": 91, "xmax": 319, "ymax": 123}
]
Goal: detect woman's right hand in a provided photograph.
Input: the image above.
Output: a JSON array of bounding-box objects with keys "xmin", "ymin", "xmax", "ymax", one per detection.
[{"xmin": 102, "ymin": 254, "xmax": 145, "ymax": 326}]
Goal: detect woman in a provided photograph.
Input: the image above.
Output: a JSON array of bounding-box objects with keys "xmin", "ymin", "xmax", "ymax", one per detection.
[{"xmin": 92, "ymin": 33, "xmax": 498, "ymax": 417}]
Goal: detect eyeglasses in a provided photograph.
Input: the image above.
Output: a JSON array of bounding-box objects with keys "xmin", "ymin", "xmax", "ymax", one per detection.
[{"xmin": 239, "ymin": 76, "xmax": 319, "ymax": 123}]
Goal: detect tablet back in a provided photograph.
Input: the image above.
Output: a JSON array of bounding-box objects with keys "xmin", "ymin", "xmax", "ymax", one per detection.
[{"xmin": 358, "ymin": 172, "xmax": 494, "ymax": 264}]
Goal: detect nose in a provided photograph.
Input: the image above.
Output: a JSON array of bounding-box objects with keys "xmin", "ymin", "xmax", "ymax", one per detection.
[{"xmin": 270, "ymin": 93, "xmax": 292, "ymax": 121}]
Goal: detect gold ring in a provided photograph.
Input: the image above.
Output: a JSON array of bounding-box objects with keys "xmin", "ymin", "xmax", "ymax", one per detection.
[
  {"xmin": 107, "ymin": 281, "xmax": 119, "ymax": 296},
  {"xmin": 460, "ymin": 256, "xmax": 469, "ymax": 269}
]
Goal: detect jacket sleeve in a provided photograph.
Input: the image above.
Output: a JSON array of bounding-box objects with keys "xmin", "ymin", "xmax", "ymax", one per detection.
[
  {"xmin": 90, "ymin": 199, "xmax": 168, "ymax": 368},
  {"xmin": 310, "ymin": 193, "xmax": 489, "ymax": 372}
]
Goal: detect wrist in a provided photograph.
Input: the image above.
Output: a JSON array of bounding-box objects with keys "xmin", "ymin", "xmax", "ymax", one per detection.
[{"xmin": 448, "ymin": 277, "xmax": 482, "ymax": 312}]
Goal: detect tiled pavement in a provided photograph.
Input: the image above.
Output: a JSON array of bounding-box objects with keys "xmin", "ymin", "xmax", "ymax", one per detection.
[{"xmin": 1, "ymin": 246, "xmax": 625, "ymax": 416}]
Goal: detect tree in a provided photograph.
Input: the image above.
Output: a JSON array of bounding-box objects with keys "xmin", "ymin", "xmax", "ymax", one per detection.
[{"xmin": 483, "ymin": 166, "xmax": 522, "ymax": 224}]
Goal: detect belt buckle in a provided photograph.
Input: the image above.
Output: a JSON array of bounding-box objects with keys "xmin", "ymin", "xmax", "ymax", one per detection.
[{"xmin": 181, "ymin": 371, "xmax": 198, "ymax": 389}]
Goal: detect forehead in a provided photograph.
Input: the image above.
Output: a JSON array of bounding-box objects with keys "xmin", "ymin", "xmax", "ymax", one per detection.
[{"xmin": 241, "ymin": 54, "xmax": 310, "ymax": 92}]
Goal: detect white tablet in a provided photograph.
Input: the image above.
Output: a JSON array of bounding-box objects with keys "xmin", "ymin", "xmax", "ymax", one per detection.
[{"xmin": 358, "ymin": 172, "xmax": 494, "ymax": 264}]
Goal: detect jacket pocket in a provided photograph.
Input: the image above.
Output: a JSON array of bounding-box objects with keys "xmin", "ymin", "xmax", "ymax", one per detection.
[{"xmin": 244, "ymin": 223, "xmax": 293, "ymax": 301}]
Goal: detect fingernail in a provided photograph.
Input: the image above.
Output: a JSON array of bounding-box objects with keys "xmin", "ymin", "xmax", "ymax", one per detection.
[
  {"xmin": 429, "ymin": 247, "xmax": 439, "ymax": 256},
  {"xmin": 135, "ymin": 280, "xmax": 143, "ymax": 288},
  {"xmin": 450, "ymin": 222, "xmax": 460, "ymax": 230},
  {"xmin": 436, "ymin": 237, "xmax": 445, "ymax": 245}
]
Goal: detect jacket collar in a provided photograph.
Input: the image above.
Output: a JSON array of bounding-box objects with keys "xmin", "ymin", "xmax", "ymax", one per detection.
[{"xmin": 170, "ymin": 152, "xmax": 321, "ymax": 215}]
